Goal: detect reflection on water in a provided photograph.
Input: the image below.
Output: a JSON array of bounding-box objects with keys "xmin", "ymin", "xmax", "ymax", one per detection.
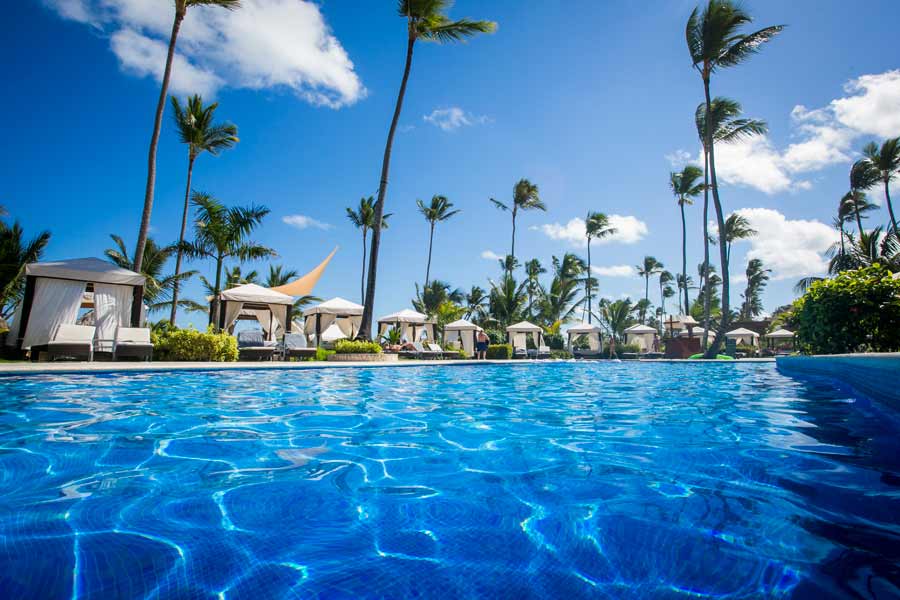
[{"xmin": 0, "ymin": 363, "xmax": 898, "ymax": 598}]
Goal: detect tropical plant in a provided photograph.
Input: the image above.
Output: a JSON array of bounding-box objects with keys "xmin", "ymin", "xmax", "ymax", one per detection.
[
  {"xmin": 152, "ymin": 325, "xmax": 238, "ymax": 361},
  {"xmin": 793, "ymin": 264, "xmax": 900, "ymax": 354},
  {"xmin": 265, "ymin": 264, "xmax": 297, "ymax": 288},
  {"xmin": 334, "ymin": 339, "xmax": 382, "ymax": 354},
  {"xmin": 636, "ymin": 256, "xmax": 663, "ymax": 323},
  {"xmin": 490, "ymin": 178, "xmax": 545, "ymax": 275},
  {"xmin": 658, "ymin": 270, "xmax": 675, "ymax": 328},
  {"xmin": 168, "ymin": 94, "xmax": 238, "ymax": 325},
  {"xmin": 381, "ymin": 326, "xmax": 403, "ymax": 345},
  {"xmin": 105, "ymin": 234, "xmax": 196, "ymax": 313},
  {"xmin": 599, "ymin": 298, "xmax": 636, "ymax": 342},
  {"xmin": 858, "ymin": 138, "xmax": 900, "ymax": 234},
  {"xmin": 346, "ymin": 196, "xmax": 392, "ymax": 303},
  {"xmin": 488, "ymin": 274, "xmax": 527, "ymax": 329},
  {"xmin": 434, "ymin": 300, "xmax": 465, "ymax": 337},
  {"xmin": 0, "ymin": 218, "xmax": 50, "ymax": 318},
  {"xmin": 179, "ymin": 192, "xmax": 274, "ymax": 328},
  {"xmin": 358, "ymin": 0, "xmax": 496, "ymax": 339},
  {"xmin": 687, "ymin": 0, "xmax": 782, "ymax": 356},
  {"xmin": 584, "ymin": 212, "xmax": 616, "ymax": 323},
  {"xmin": 486, "ymin": 344, "xmax": 512, "ymax": 359},
  {"xmin": 523, "ymin": 259, "xmax": 546, "ymax": 318},
  {"xmin": 670, "ymin": 165, "xmax": 704, "ymax": 315},
  {"xmin": 739, "ymin": 258, "xmax": 770, "ymax": 320},
  {"xmin": 133, "ymin": 0, "xmax": 242, "ymax": 273},
  {"xmin": 413, "ymin": 279, "xmax": 463, "ymax": 317},
  {"xmin": 537, "ymin": 254, "xmax": 585, "ymax": 326},
  {"xmin": 464, "ymin": 285, "xmax": 489, "ymax": 322},
  {"xmin": 716, "ymin": 213, "xmax": 757, "ymax": 265},
  {"xmin": 417, "ymin": 195, "xmax": 460, "ymax": 287}
]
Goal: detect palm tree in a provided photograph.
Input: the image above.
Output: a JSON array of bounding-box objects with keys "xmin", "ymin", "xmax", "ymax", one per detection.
[
  {"xmin": 686, "ymin": 0, "xmax": 783, "ymax": 356},
  {"xmin": 695, "ymin": 96, "xmax": 768, "ymax": 350},
  {"xmin": 717, "ymin": 213, "xmax": 757, "ymax": 265},
  {"xmin": 105, "ymin": 234, "xmax": 196, "ymax": 313},
  {"xmin": 346, "ymin": 197, "xmax": 392, "ymax": 303},
  {"xmin": 490, "ymin": 178, "xmax": 546, "ymax": 275},
  {"xmin": 133, "ymin": 0, "xmax": 241, "ymax": 273},
  {"xmin": 859, "ymin": 138, "xmax": 900, "ymax": 234},
  {"xmin": 464, "ymin": 285, "xmax": 488, "ymax": 322},
  {"xmin": 0, "ymin": 219, "xmax": 50, "ymax": 318},
  {"xmin": 669, "ymin": 165, "xmax": 704, "ymax": 313},
  {"xmin": 488, "ymin": 274, "xmax": 527, "ymax": 329},
  {"xmin": 537, "ymin": 254, "xmax": 585, "ymax": 327},
  {"xmin": 179, "ymin": 192, "xmax": 274, "ymax": 328},
  {"xmin": 658, "ymin": 270, "xmax": 674, "ymax": 329},
  {"xmin": 266, "ymin": 265, "xmax": 298, "ymax": 288},
  {"xmin": 584, "ymin": 212, "xmax": 616, "ymax": 323},
  {"xmin": 168, "ymin": 94, "xmax": 239, "ymax": 325},
  {"xmin": 417, "ymin": 195, "xmax": 460, "ymax": 287},
  {"xmin": 224, "ymin": 265, "xmax": 258, "ymax": 287},
  {"xmin": 636, "ymin": 256, "xmax": 662, "ymax": 323},
  {"xmin": 739, "ymin": 258, "xmax": 770, "ymax": 320},
  {"xmin": 358, "ymin": 1, "xmax": 496, "ymax": 339},
  {"xmin": 523, "ymin": 259, "xmax": 546, "ymax": 318},
  {"xmin": 599, "ymin": 298, "xmax": 636, "ymax": 343},
  {"xmin": 413, "ymin": 279, "xmax": 463, "ymax": 317}
]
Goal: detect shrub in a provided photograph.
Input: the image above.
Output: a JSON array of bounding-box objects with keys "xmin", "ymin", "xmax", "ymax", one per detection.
[
  {"xmin": 306, "ymin": 348, "xmax": 334, "ymax": 362},
  {"xmin": 484, "ymin": 328, "xmax": 506, "ymax": 345},
  {"xmin": 334, "ymin": 339, "xmax": 382, "ymax": 354},
  {"xmin": 550, "ymin": 349, "xmax": 572, "ymax": 359},
  {"xmin": 544, "ymin": 333, "xmax": 565, "ymax": 350},
  {"xmin": 486, "ymin": 344, "xmax": 512, "ymax": 359},
  {"xmin": 152, "ymin": 326, "xmax": 238, "ymax": 362},
  {"xmin": 793, "ymin": 265, "xmax": 900, "ymax": 354}
]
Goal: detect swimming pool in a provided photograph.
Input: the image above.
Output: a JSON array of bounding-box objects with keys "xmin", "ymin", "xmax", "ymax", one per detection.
[{"xmin": 1, "ymin": 362, "xmax": 898, "ymax": 598}]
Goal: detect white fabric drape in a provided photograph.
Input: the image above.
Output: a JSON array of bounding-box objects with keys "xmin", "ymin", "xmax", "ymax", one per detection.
[
  {"xmin": 511, "ymin": 332, "xmax": 527, "ymax": 350},
  {"xmin": 94, "ymin": 283, "xmax": 133, "ymax": 352},
  {"xmin": 5, "ymin": 303, "xmax": 22, "ymax": 346},
  {"xmin": 269, "ymin": 304, "xmax": 288, "ymax": 340},
  {"xmin": 22, "ymin": 279, "xmax": 86, "ymax": 349},
  {"xmin": 223, "ymin": 301, "xmax": 245, "ymax": 331}
]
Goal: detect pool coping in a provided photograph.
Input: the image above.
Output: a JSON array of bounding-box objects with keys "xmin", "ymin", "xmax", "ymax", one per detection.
[{"xmin": 0, "ymin": 357, "xmax": 774, "ymax": 376}]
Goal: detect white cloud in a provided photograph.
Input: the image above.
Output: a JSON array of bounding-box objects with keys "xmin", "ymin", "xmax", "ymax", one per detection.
[
  {"xmin": 424, "ymin": 107, "xmax": 490, "ymax": 132},
  {"xmin": 669, "ymin": 69, "xmax": 900, "ymax": 194},
  {"xmin": 591, "ymin": 265, "xmax": 634, "ymax": 277},
  {"xmin": 533, "ymin": 215, "xmax": 648, "ymax": 247},
  {"xmin": 45, "ymin": 0, "xmax": 365, "ymax": 106},
  {"xmin": 665, "ymin": 149, "xmax": 693, "ymax": 168},
  {"xmin": 731, "ymin": 208, "xmax": 839, "ymax": 280},
  {"xmin": 282, "ymin": 214, "xmax": 331, "ymax": 230},
  {"xmin": 480, "ymin": 250, "xmax": 503, "ymax": 261}
]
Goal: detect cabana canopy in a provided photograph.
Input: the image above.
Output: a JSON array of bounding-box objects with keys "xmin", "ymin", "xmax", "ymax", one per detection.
[
  {"xmin": 11, "ymin": 257, "xmax": 146, "ymax": 351},
  {"xmin": 506, "ymin": 320, "xmax": 543, "ymax": 351},
  {"xmin": 217, "ymin": 283, "xmax": 294, "ymax": 341},
  {"xmin": 303, "ymin": 297, "xmax": 364, "ymax": 346},
  {"xmin": 624, "ymin": 324, "xmax": 657, "ymax": 353},
  {"xmin": 766, "ymin": 328, "xmax": 795, "ymax": 339},
  {"xmin": 377, "ymin": 309, "xmax": 433, "ymax": 342},
  {"xmin": 678, "ymin": 327, "xmax": 716, "ymax": 339},
  {"xmin": 567, "ymin": 322, "xmax": 603, "ymax": 352},
  {"xmin": 725, "ymin": 327, "xmax": 760, "ymax": 347}
]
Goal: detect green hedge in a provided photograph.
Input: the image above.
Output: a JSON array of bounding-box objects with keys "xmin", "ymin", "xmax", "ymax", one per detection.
[
  {"xmin": 486, "ymin": 344, "xmax": 512, "ymax": 359},
  {"xmin": 151, "ymin": 326, "xmax": 238, "ymax": 362},
  {"xmin": 793, "ymin": 264, "xmax": 900, "ymax": 354},
  {"xmin": 334, "ymin": 339, "xmax": 382, "ymax": 354},
  {"xmin": 550, "ymin": 349, "xmax": 572, "ymax": 359}
]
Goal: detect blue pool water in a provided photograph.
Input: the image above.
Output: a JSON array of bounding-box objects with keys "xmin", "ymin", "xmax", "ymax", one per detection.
[{"xmin": 1, "ymin": 362, "xmax": 899, "ymax": 599}]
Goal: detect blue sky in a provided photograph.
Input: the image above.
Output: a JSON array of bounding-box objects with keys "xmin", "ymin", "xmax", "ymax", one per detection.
[{"xmin": 4, "ymin": 0, "xmax": 900, "ymax": 327}]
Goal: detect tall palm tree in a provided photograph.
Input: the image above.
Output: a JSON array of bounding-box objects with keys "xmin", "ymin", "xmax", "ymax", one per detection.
[
  {"xmin": 537, "ymin": 254, "xmax": 585, "ymax": 327},
  {"xmin": 584, "ymin": 212, "xmax": 616, "ymax": 323},
  {"xmin": 169, "ymin": 94, "xmax": 239, "ymax": 325},
  {"xmin": 133, "ymin": 0, "xmax": 241, "ymax": 273},
  {"xmin": 488, "ymin": 274, "xmax": 528, "ymax": 329},
  {"xmin": 417, "ymin": 195, "xmax": 460, "ymax": 287},
  {"xmin": 490, "ymin": 178, "xmax": 545, "ymax": 274},
  {"xmin": 105, "ymin": 235, "xmax": 196, "ymax": 313},
  {"xmin": 0, "ymin": 219, "xmax": 50, "ymax": 318},
  {"xmin": 266, "ymin": 264, "xmax": 298, "ymax": 288},
  {"xmin": 669, "ymin": 165, "xmax": 704, "ymax": 313},
  {"xmin": 413, "ymin": 279, "xmax": 463, "ymax": 317},
  {"xmin": 464, "ymin": 285, "xmax": 488, "ymax": 322},
  {"xmin": 686, "ymin": 0, "xmax": 783, "ymax": 356},
  {"xmin": 346, "ymin": 197, "xmax": 391, "ymax": 303},
  {"xmin": 599, "ymin": 299, "xmax": 636, "ymax": 343},
  {"xmin": 739, "ymin": 258, "xmax": 770, "ymax": 320},
  {"xmin": 848, "ymin": 161, "xmax": 879, "ymax": 237},
  {"xmin": 358, "ymin": 1, "xmax": 496, "ymax": 339},
  {"xmin": 636, "ymin": 256, "xmax": 662, "ymax": 323},
  {"xmin": 717, "ymin": 213, "xmax": 757, "ymax": 265},
  {"xmin": 695, "ymin": 97, "xmax": 767, "ymax": 346},
  {"xmin": 859, "ymin": 138, "xmax": 900, "ymax": 234},
  {"xmin": 523, "ymin": 258, "xmax": 546, "ymax": 318},
  {"xmin": 658, "ymin": 270, "xmax": 674, "ymax": 330},
  {"xmin": 180, "ymin": 192, "xmax": 274, "ymax": 328}
]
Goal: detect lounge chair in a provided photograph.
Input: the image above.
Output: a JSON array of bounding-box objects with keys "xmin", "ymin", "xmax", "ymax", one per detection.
[
  {"xmin": 283, "ymin": 333, "xmax": 317, "ymax": 361},
  {"xmin": 537, "ymin": 345, "xmax": 551, "ymax": 359},
  {"xmin": 46, "ymin": 324, "xmax": 96, "ymax": 362},
  {"xmin": 412, "ymin": 341, "xmax": 440, "ymax": 359},
  {"xmin": 513, "ymin": 346, "xmax": 528, "ymax": 359},
  {"xmin": 113, "ymin": 327, "xmax": 153, "ymax": 361},
  {"xmin": 428, "ymin": 343, "xmax": 458, "ymax": 360},
  {"xmin": 237, "ymin": 330, "xmax": 275, "ymax": 361}
]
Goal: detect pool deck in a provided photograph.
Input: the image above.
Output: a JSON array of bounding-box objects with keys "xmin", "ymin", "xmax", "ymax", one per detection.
[{"xmin": 0, "ymin": 357, "xmax": 774, "ymax": 376}]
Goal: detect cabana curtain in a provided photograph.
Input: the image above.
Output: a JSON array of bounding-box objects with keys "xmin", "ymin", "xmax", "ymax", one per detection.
[
  {"xmin": 21, "ymin": 279, "xmax": 86, "ymax": 349},
  {"xmin": 223, "ymin": 302, "xmax": 245, "ymax": 332},
  {"xmin": 94, "ymin": 283, "xmax": 133, "ymax": 351}
]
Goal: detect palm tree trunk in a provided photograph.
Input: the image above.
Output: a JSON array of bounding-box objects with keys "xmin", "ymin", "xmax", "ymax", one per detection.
[
  {"xmin": 586, "ymin": 239, "xmax": 592, "ymax": 323},
  {"xmin": 361, "ymin": 228, "xmax": 367, "ymax": 304},
  {"xmin": 680, "ymin": 202, "xmax": 689, "ymax": 315},
  {"xmin": 425, "ymin": 222, "xmax": 434, "ymax": 287},
  {"xmin": 839, "ymin": 222, "xmax": 845, "ymax": 258},
  {"xmin": 134, "ymin": 11, "xmax": 184, "ymax": 272},
  {"xmin": 169, "ymin": 154, "xmax": 194, "ymax": 325},
  {"xmin": 358, "ymin": 36, "xmax": 415, "ymax": 339},
  {"xmin": 509, "ymin": 208, "xmax": 517, "ymax": 275},
  {"xmin": 702, "ymin": 147, "xmax": 712, "ymax": 351},
  {"xmin": 703, "ymin": 77, "xmax": 729, "ymax": 358},
  {"xmin": 643, "ymin": 275, "xmax": 649, "ymax": 323},
  {"xmin": 210, "ymin": 255, "xmax": 223, "ymax": 329},
  {"xmin": 885, "ymin": 179, "xmax": 898, "ymax": 235},
  {"xmin": 854, "ymin": 195, "xmax": 864, "ymax": 238}
]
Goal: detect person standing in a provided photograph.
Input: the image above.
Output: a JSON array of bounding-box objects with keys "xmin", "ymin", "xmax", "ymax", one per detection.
[{"xmin": 476, "ymin": 330, "xmax": 489, "ymax": 360}]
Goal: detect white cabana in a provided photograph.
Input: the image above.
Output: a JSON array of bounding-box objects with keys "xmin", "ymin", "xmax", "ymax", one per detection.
[
  {"xmin": 377, "ymin": 309, "xmax": 434, "ymax": 343},
  {"xmin": 320, "ymin": 322, "xmax": 348, "ymax": 343},
  {"xmin": 624, "ymin": 324, "xmax": 657, "ymax": 353},
  {"xmin": 566, "ymin": 322, "xmax": 603, "ymax": 352},
  {"xmin": 443, "ymin": 318, "xmax": 483, "ymax": 357},
  {"xmin": 217, "ymin": 283, "xmax": 294, "ymax": 342},
  {"xmin": 303, "ymin": 297, "xmax": 364, "ymax": 346},
  {"xmin": 8, "ymin": 258, "xmax": 145, "ymax": 352},
  {"xmin": 765, "ymin": 328, "xmax": 795, "ymax": 350},
  {"xmin": 506, "ymin": 321, "xmax": 544, "ymax": 351},
  {"xmin": 725, "ymin": 327, "xmax": 760, "ymax": 347},
  {"xmin": 678, "ymin": 327, "xmax": 716, "ymax": 340}
]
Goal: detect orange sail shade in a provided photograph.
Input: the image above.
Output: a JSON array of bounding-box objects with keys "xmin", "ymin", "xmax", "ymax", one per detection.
[{"xmin": 271, "ymin": 247, "xmax": 338, "ymax": 297}]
